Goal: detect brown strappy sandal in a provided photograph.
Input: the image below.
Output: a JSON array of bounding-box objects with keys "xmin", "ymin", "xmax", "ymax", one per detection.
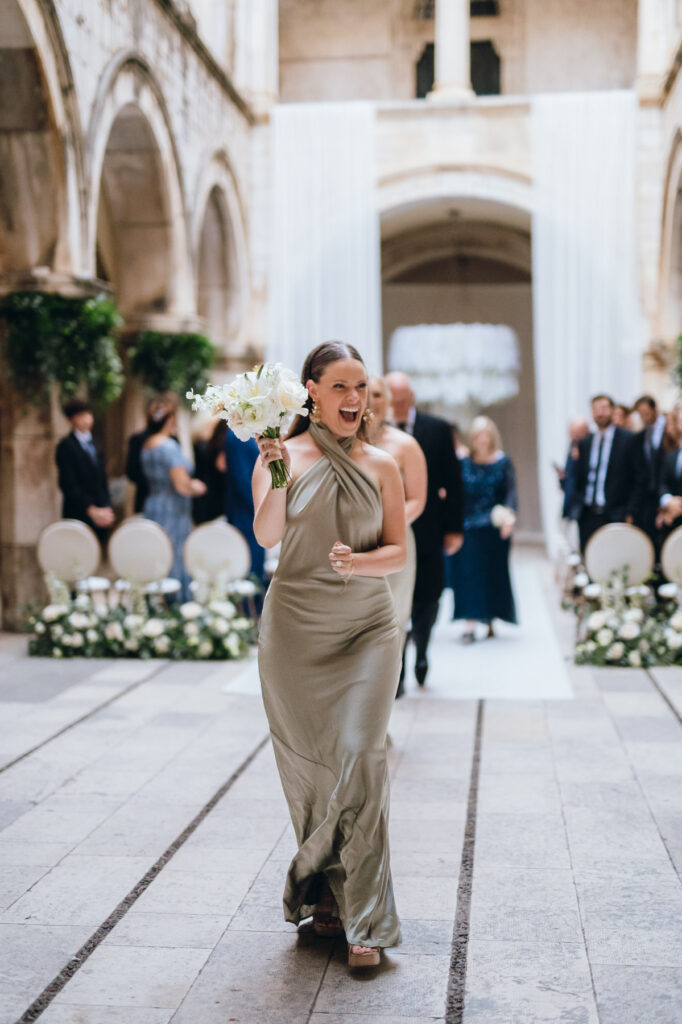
[{"xmin": 348, "ymin": 944, "xmax": 381, "ymax": 968}]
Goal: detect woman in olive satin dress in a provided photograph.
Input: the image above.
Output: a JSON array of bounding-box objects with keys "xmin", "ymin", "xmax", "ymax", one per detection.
[{"xmin": 253, "ymin": 342, "xmax": 406, "ymax": 969}]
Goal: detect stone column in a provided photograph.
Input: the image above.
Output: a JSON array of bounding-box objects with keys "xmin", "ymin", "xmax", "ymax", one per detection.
[
  {"xmin": 430, "ymin": 0, "xmax": 473, "ymax": 100},
  {"xmin": 637, "ymin": 0, "xmax": 675, "ymax": 102},
  {"xmin": 235, "ymin": 0, "xmax": 278, "ymax": 114}
]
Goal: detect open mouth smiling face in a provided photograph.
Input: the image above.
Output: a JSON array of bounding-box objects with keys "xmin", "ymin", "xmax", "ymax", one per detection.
[{"xmin": 309, "ymin": 358, "xmax": 368, "ymax": 438}]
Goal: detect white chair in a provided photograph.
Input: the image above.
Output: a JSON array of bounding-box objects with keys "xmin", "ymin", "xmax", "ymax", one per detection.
[
  {"xmin": 37, "ymin": 520, "xmax": 104, "ymax": 603},
  {"xmin": 184, "ymin": 520, "xmax": 252, "ymax": 607},
  {"xmin": 660, "ymin": 526, "xmax": 682, "ymax": 602},
  {"xmin": 108, "ymin": 518, "xmax": 180, "ymax": 607},
  {"xmin": 585, "ymin": 523, "xmax": 654, "ymax": 588}
]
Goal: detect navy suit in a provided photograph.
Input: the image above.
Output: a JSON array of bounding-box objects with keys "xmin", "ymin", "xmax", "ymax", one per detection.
[{"xmin": 55, "ymin": 432, "xmax": 111, "ymax": 541}]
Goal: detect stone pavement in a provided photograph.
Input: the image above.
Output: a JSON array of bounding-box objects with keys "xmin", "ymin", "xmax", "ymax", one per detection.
[{"xmin": 0, "ymin": 552, "xmax": 681, "ymax": 1024}]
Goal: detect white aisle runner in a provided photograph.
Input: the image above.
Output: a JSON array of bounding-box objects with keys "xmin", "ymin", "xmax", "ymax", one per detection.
[{"xmin": 224, "ymin": 552, "xmax": 574, "ymax": 702}]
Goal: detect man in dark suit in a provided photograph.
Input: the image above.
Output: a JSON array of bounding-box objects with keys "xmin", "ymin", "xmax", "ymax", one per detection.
[
  {"xmin": 657, "ymin": 408, "xmax": 682, "ymax": 536},
  {"xmin": 557, "ymin": 417, "xmax": 590, "ymax": 522},
  {"xmin": 386, "ymin": 372, "xmax": 463, "ymax": 690},
  {"xmin": 573, "ymin": 394, "xmax": 637, "ymax": 554},
  {"xmin": 632, "ymin": 395, "xmax": 670, "ymax": 555},
  {"xmin": 55, "ymin": 399, "xmax": 114, "ymax": 541}
]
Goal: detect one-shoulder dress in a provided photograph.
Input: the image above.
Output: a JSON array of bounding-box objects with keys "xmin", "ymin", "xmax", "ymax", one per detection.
[{"xmin": 258, "ymin": 422, "xmax": 402, "ymax": 948}]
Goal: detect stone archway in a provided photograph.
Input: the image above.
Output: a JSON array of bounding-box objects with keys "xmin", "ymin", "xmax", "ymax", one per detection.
[
  {"xmin": 193, "ymin": 153, "xmax": 249, "ymax": 363},
  {"xmin": 0, "ymin": 0, "xmax": 85, "ymax": 629},
  {"xmin": 380, "ymin": 188, "xmax": 541, "ymax": 540},
  {"xmin": 658, "ymin": 131, "xmax": 682, "ymax": 359},
  {"xmin": 88, "ymin": 58, "xmax": 192, "ymax": 482}
]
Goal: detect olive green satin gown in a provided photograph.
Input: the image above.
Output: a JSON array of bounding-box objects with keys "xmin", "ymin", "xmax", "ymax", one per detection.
[{"xmin": 258, "ymin": 422, "xmax": 402, "ymax": 948}]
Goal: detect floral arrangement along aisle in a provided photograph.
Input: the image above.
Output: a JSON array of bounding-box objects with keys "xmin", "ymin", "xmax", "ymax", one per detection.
[{"xmin": 28, "ymin": 595, "xmax": 255, "ymax": 660}]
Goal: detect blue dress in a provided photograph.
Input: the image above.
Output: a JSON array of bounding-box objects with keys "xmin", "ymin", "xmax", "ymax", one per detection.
[
  {"xmin": 446, "ymin": 455, "xmax": 518, "ymax": 624},
  {"xmin": 141, "ymin": 439, "xmax": 194, "ymax": 600},
  {"xmin": 224, "ymin": 429, "xmax": 266, "ymax": 583}
]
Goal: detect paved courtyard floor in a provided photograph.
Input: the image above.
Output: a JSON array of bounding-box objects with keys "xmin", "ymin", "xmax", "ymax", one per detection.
[{"xmin": 1, "ymin": 550, "xmax": 681, "ymax": 1024}]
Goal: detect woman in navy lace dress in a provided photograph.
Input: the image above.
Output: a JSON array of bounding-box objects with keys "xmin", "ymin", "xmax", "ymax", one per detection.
[{"xmin": 446, "ymin": 416, "xmax": 518, "ymax": 642}]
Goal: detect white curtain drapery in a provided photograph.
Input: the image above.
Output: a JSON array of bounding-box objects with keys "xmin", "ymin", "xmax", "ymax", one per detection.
[
  {"xmin": 267, "ymin": 103, "xmax": 382, "ymax": 375},
  {"xmin": 389, "ymin": 323, "xmax": 520, "ymax": 418},
  {"xmin": 531, "ymin": 90, "xmax": 643, "ymax": 555}
]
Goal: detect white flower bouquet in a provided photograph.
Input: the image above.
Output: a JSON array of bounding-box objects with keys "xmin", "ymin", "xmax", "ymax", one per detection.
[
  {"xmin": 491, "ymin": 504, "xmax": 516, "ymax": 531},
  {"xmin": 187, "ymin": 363, "xmax": 309, "ymax": 489}
]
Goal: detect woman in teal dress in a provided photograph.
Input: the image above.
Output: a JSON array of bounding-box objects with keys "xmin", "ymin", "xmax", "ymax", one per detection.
[
  {"xmin": 446, "ymin": 415, "xmax": 518, "ymax": 641},
  {"xmin": 253, "ymin": 342, "xmax": 406, "ymax": 970},
  {"xmin": 141, "ymin": 400, "xmax": 207, "ymax": 601}
]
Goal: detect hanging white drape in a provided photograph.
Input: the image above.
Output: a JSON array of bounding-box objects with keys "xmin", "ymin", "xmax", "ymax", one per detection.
[
  {"xmin": 389, "ymin": 323, "xmax": 520, "ymax": 409},
  {"xmin": 532, "ymin": 90, "xmax": 643, "ymax": 555},
  {"xmin": 267, "ymin": 103, "xmax": 382, "ymax": 375}
]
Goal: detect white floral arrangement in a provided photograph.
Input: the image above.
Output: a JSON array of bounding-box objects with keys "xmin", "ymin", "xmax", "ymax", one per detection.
[
  {"xmin": 187, "ymin": 363, "xmax": 309, "ymax": 489},
  {"xmin": 28, "ymin": 594, "xmax": 256, "ymax": 661},
  {"xmin": 491, "ymin": 504, "xmax": 516, "ymax": 530}
]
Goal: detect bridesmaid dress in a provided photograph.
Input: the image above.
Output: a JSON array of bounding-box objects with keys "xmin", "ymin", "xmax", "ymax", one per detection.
[{"xmin": 258, "ymin": 421, "xmax": 402, "ymax": 949}]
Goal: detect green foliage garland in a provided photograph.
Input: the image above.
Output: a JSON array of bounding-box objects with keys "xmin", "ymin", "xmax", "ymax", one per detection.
[
  {"xmin": 0, "ymin": 291, "xmax": 124, "ymax": 406},
  {"xmin": 128, "ymin": 331, "xmax": 215, "ymax": 397}
]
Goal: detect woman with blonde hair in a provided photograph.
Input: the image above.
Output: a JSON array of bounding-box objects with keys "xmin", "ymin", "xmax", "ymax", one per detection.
[
  {"xmin": 446, "ymin": 415, "xmax": 518, "ymax": 642},
  {"xmin": 367, "ymin": 375, "xmax": 427, "ymax": 672}
]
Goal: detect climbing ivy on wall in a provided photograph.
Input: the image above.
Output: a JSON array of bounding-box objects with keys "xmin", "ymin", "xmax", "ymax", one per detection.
[
  {"xmin": 0, "ymin": 291, "xmax": 124, "ymax": 406},
  {"xmin": 128, "ymin": 330, "xmax": 215, "ymax": 398}
]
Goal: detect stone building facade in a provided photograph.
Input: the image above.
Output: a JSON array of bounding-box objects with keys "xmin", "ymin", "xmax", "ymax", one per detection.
[{"xmin": 1, "ymin": 0, "xmax": 682, "ymax": 625}]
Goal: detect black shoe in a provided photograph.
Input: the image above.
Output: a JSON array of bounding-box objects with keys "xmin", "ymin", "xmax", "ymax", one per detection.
[{"xmin": 415, "ymin": 659, "xmax": 428, "ymax": 686}]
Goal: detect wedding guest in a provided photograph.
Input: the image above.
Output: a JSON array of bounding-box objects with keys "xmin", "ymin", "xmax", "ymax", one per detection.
[
  {"xmin": 556, "ymin": 417, "xmax": 590, "ymax": 522},
  {"xmin": 141, "ymin": 399, "xmax": 206, "ymax": 600},
  {"xmin": 447, "ymin": 416, "xmax": 518, "ymax": 642},
  {"xmin": 254, "ymin": 342, "xmax": 406, "ymax": 969},
  {"xmin": 612, "ymin": 403, "xmax": 633, "ymax": 429},
  {"xmin": 193, "ymin": 418, "xmax": 227, "ymax": 524},
  {"xmin": 385, "ymin": 371, "xmax": 463, "ymax": 687},
  {"xmin": 657, "ymin": 406, "xmax": 682, "ymax": 535},
  {"xmin": 573, "ymin": 394, "xmax": 638, "ymax": 553},
  {"xmin": 125, "ymin": 394, "xmax": 173, "ymax": 514},
  {"xmin": 452, "ymin": 421, "xmax": 470, "ymax": 460},
  {"xmin": 56, "ymin": 399, "xmax": 114, "ymax": 542},
  {"xmin": 633, "ymin": 395, "xmax": 671, "ymax": 555},
  {"xmin": 367, "ymin": 375, "xmax": 427, "ymax": 696},
  {"xmin": 224, "ymin": 426, "xmax": 266, "ymax": 585}
]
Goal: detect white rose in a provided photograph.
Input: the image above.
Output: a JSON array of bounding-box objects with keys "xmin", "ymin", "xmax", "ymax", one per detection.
[
  {"xmin": 596, "ymin": 628, "xmax": 614, "ymax": 647},
  {"xmin": 618, "ymin": 623, "xmax": 640, "ymax": 641},
  {"xmin": 53, "ymin": 647, "xmax": 63, "ymax": 658},
  {"xmin": 223, "ymin": 633, "xmax": 242, "ymax": 657},
  {"xmin": 124, "ymin": 614, "xmax": 144, "ymax": 631},
  {"xmin": 184, "ymin": 622, "xmax": 200, "ymax": 637},
  {"xmin": 573, "ymin": 573, "xmax": 589, "ymax": 588},
  {"xmin": 585, "ymin": 641, "xmax": 597, "ymax": 653},
  {"xmin": 74, "ymin": 594, "xmax": 91, "ymax": 610},
  {"xmin": 180, "ymin": 602, "xmax": 203, "ymax": 620},
  {"xmin": 86, "ymin": 629, "xmax": 98, "ymax": 643},
  {"xmin": 70, "ymin": 633, "xmax": 84, "ymax": 648},
  {"xmin": 43, "ymin": 604, "xmax": 68, "ymax": 622},
  {"xmin": 210, "ymin": 617, "xmax": 229, "ymax": 635},
  {"xmin": 187, "ymin": 635, "xmax": 199, "ymax": 647},
  {"xmin": 68, "ymin": 612, "xmax": 90, "ymax": 630},
  {"xmin": 105, "ymin": 622, "xmax": 124, "ymax": 642},
  {"xmin": 671, "ymin": 612, "xmax": 682, "ymax": 632},
  {"xmin": 143, "ymin": 618, "xmax": 165, "ymax": 639},
  {"xmin": 606, "ymin": 616, "xmax": 619, "ymax": 630},
  {"xmin": 606, "ymin": 642, "xmax": 625, "ymax": 661},
  {"xmin": 52, "ymin": 625, "xmax": 64, "ymax": 639},
  {"xmin": 232, "ymin": 617, "xmax": 252, "ymax": 632},
  {"xmin": 229, "ymin": 580, "xmax": 257, "ymax": 597},
  {"xmin": 587, "ymin": 612, "xmax": 607, "ymax": 632},
  {"xmin": 208, "ymin": 600, "xmax": 236, "ymax": 620},
  {"xmin": 628, "ymin": 650, "xmax": 642, "ymax": 667},
  {"xmin": 640, "ymin": 639, "xmax": 650, "ymax": 653},
  {"xmin": 623, "ymin": 608, "xmax": 644, "ymax": 623},
  {"xmin": 34, "ymin": 622, "xmax": 46, "ymax": 635},
  {"xmin": 154, "ymin": 635, "xmax": 171, "ymax": 655},
  {"xmin": 124, "ymin": 637, "xmax": 139, "ymax": 651},
  {"xmin": 667, "ymin": 631, "xmax": 682, "ymax": 650},
  {"xmin": 198, "ymin": 640, "xmax": 213, "ymax": 657}
]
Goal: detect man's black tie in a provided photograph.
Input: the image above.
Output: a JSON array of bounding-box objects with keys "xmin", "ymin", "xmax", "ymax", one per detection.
[{"xmin": 593, "ymin": 434, "xmax": 605, "ymax": 505}]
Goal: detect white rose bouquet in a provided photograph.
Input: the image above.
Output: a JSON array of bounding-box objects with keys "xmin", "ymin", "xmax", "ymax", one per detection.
[
  {"xmin": 187, "ymin": 363, "xmax": 309, "ymax": 489},
  {"xmin": 491, "ymin": 504, "xmax": 516, "ymax": 531}
]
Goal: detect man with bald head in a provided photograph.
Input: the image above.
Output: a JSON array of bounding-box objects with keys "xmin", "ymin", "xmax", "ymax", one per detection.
[{"xmin": 385, "ymin": 371, "xmax": 463, "ymax": 691}]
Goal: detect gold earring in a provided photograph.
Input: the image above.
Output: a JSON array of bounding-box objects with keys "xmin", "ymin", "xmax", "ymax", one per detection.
[
  {"xmin": 310, "ymin": 400, "xmax": 321, "ymax": 423},
  {"xmin": 362, "ymin": 408, "xmax": 374, "ymax": 424}
]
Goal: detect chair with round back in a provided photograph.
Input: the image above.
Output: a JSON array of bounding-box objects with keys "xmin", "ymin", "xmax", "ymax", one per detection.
[
  {"xmin": 584, "ymin": 523, "xmax": 655, "ymax": 588},
  {"xmin": 184, "ymin": 520, "xmax": 251, "ymax": 606},
  {"xmin": 108, "ymin": 518, "xmax": 180, "ymax": 603},
  {"xmin": 660, "ymin": 525, "xmax": 682, "ymax": 601},
  {"xmin": 37, "ymin": 520, "xmax": 104, "ymax": 602}
]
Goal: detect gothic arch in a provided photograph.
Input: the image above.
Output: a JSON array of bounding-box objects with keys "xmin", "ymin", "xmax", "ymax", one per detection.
[
  {"xmin": 658, "ymin": 129, "xmax": 682, "ymax": 343},
  {"xmin": 87, "ymin": 54, "xmax": 192, "ymax": 316}
]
